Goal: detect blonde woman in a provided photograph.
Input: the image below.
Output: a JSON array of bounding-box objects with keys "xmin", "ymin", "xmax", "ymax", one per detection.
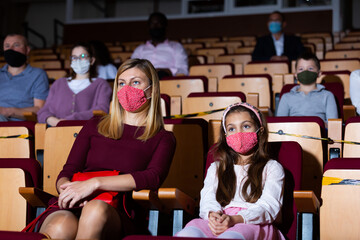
[{"xmin": 38, "ymin": 59, "xmax": 176, "ymax": 240}]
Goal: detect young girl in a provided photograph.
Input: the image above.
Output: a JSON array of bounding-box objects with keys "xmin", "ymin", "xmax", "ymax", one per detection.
[{"xmin": 176, "ymin": 102, "xmax": 285, "ymax": 239}]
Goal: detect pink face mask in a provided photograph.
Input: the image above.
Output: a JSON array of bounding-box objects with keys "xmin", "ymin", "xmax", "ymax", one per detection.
[
  {"xmin": 226, "ymin": 129, "xmax": 259, "ymax": 154},
  {"xmin": 117, "ymin": 85, "xmax": 151, "ymax": 112}
]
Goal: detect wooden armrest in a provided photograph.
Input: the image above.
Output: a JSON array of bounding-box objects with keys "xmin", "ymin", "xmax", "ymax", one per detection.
[
  {"xmin": 19, "ymin": 187, "xmax": 55, "ymax": 208},
  {"xmin": 208, "ymin": 77, "xmax": 218, "ymax": 92},
  {"xmin": 158, "ymin": 188, "xmax": 195, "ymax": 215},
  {"xmin": 294, "ymin": 190, "xmax": 321, "ymax": 214},
  {"xmin": 327, "ymin": 119, "xmax": 342, "ymax": 160},
  {"xmin": 132, "ymin": 190, "xmax": 166, "ymax": 212},
  {"xmin": 92, "ymin": 110, "xmax": 107, "ymax": 117},
  {"xmin": 170, "ymin": 96, "xmax": 182, "ymax": 116},
  {"xmin": 23, "ymin": 112, "xmax": 37, "ymax": 122},
  {"xmin": 35, "ymin": 123, "xmax": 47, "ymax": 154}
]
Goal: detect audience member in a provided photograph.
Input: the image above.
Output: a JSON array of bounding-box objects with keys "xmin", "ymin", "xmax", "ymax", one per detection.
[
  {"xmin": 90, "ymin": 40, "xmax": 117, "ymax": 80},
  {"xmin": 0, "ymin": 33, "xmax": 49, "ymax": 121},
  {"xmin": 350, "ymin": 69, "xmax": 360, "ymax": 115},
  {"xmin": 38, "ymin": 59, "xmax": 176, "ymax": 239},
  {"xmin": 277, "ymin": 52, "xmax": 338, "ymax": 123},
  {"xmin": 176, "ymin": 102, "xmax": 285, "ymax": 239},
  {"xmin": 131, "ymin": 12, "xmax": 189, "ymax": 76},
  {"xmin": 37, "ymin": 42, "xmax": 112, "ymax": 126},
  {"xmin": 252, "ymin": 11, "xmax": 304, "ymax": 62}
]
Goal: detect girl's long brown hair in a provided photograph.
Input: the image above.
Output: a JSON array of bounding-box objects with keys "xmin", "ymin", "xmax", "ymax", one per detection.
[{"xmin": 214, "ymin": 105, "xmax": 269, "ymax": 207}]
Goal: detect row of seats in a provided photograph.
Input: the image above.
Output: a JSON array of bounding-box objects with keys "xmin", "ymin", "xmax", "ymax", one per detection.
[
  {"xmin": 1, "ymin": 116, "xmax": 360, "ymax": 239},
  {"xmin": 159, "ymin": 73, "xmax": 356, "ymax": 120}
]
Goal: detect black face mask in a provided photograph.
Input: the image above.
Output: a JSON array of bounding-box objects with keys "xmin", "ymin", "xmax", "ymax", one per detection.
[
  {"xmin": 4, "ymin": 49, "xmax": 27, "ymax": 67},
  {"xmin": 149, "ymin": 27, "xmax": 166, "ymax": 40}
]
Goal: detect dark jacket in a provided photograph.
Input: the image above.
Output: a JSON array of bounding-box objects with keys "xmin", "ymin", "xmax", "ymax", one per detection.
[{"xmin": 252, "ymin": 34, "xmax": 304, "ymax": 61}]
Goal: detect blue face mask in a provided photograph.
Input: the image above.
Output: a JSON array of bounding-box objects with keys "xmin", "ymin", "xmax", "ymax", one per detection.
[{"xmin": 269, "ymin": 21, "xmax": 282, "ymax": 34}]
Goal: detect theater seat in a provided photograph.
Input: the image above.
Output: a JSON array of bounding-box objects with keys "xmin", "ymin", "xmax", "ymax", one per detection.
[{"xmin": 320, "ymin": 158, "xmax": 360, "ymax": 239}]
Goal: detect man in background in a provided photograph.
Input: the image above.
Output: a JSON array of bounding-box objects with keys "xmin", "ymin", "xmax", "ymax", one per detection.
[
  {"xmin": 252, "ymin": 11, "xmax": 304, "ymax": 62},
  {"xmin": 0, "ymin": 34, "xmax": 49, "ymax": 121},
  {"xmin": 131, "ymin": 12, "xmax": 189, "ymax": 77}
]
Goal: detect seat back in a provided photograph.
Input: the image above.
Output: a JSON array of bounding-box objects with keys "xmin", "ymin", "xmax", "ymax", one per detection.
[
  {"xmin": 215, "ymin": 53, "xmax": 252, "ymax": 65},
  {"xmin": 31, "ymin": 60, "xmax": 63, "ymax": 69},
  {"xmin": 244, "ymin": 61, "xmax": 289, "ymax": 98},
  {"xmin": 270, "ymin": 141, "xmax": 303, "ymax": 240},
  {"xmin": 29, "ymin": 54, "xmax": 59, "ymax": 62},
  {"xmin": 301, "ymin": 32, "xmax": 333, "ymax": 51},
  {"xmin": 160, "ymin": 76, "xmax": 207, "ymax": 105},
  {"xmin": 0, "ymin": 158, "xmax": 42, "ymax": 231},
  {"xmin": 244, "ymin": 61, "xmax": 289, "ymax": 74},
  {"xmin": 0, "ymin": 126, "xmax": 31, "ymax": 158},
  {"xmin": 212, "ymin": 41, "xmax": 243, "ymax": 54},
  {"xmin": 45, "ymin": 69, "xmax": 68, "ymax": 82},
  {"xmin": 219, "ymin": 74, "xmax": 272, "ymax": 109},
  {"xmin": 325, "ymin": 49, "xmax": 360, "ymax": 59},
  {"xmin": 318, "ymin": 70, "xmax": 350, "ymax": 99},
  {"xmin": 43, "ymin": 126, "xmax": 83, "ymax": 196},
  {"xmin": 334, "ymin": 42, "xmax": 360, "ymax": 50},
  {"xmin": 343, "ymin": 117, "xmax": 360, "ymax": 157},
  {"xmin": 182, "ymin": 43, "xmax": 204, "ymax": 55},
  {"xmin": 196, "ymin": 47, "xmax": 227, "ymax": 59},
  {"xmin": 0, "ymin": 168, "xmax": 26, "ymax": 230},
  {"xmin": 302, "ymin": 37, "xmax": 325, "ymax": 59},
  {"xmin": 189, "ymin": 64, "xmax": 234, "ymax": 92},
  {"xmin": 193, "ymin": 37, "xmax": 221, "ymax": 47},
  {"xmin": 234, "ymin": 46, "xmax": 255, "ymax": 53},
  {"xmin": 228, "ymin": 36, "xmax": 256, "ymax": 46},
  {"xmin": 321, "ymin": 158, "xmax": 360, "ymax": 239},
  {"xmin": 162, "ymin": 119, "xmax": 208, "ymax": 204},
  {"xmin": 183, "ymin": 92, "xmax": 245, "ymax": 122},
  {"xmin": 320, "ymin": 59, "xmax": 360, "ymax": 72},
  {"xmin": 110, "ymin": 52, "xmax": 132, "ymax": 64},
  {"xmin": 215, "ymin": 54, "xmax": 252, "ymax": 74},
  {"xmin": 267, "ymin": 116, "xmax": 325, "ymax": 198}
]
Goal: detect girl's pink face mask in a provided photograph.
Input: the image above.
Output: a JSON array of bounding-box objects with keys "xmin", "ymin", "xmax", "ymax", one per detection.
[
  {"xmin": 117, "ymin": 85, "xmax": 151, "ymax": 112},
  {"xmin": 226, "ymin": 130, "xmax": 259, "ymax": 154}
]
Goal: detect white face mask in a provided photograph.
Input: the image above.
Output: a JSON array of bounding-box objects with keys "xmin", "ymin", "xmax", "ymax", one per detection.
[{"xmin": 71, "ymin": 59, "xmax": 90, "ymax": 75}]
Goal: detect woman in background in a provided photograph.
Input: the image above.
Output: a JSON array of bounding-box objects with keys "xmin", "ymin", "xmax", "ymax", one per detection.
[{"xmin": 37, "ymin": 42, "xmax": 112, "ymax": 126}]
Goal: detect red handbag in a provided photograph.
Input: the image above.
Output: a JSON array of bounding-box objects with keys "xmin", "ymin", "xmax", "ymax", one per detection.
[
  {"xmin": 71, "ymin": 170, "xmax": 120, "ymax": 208},
  {"xmin": 22, "ymin": 170, "xmax": 125, "ymax": 232}
]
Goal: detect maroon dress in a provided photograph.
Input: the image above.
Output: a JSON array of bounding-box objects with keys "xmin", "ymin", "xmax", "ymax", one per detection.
[{"xmin": 40, "ymin": 117, "xmax": 176, "ymax": 235}]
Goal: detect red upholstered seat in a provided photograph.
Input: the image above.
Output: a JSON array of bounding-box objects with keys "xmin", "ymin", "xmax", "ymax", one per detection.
[
  {"xmin": 0, "ymin": 231, "xmax": 48, "ymax": 240},
  {"xmin": 323, "ymin": 157, "xmax": 360, "ymax": 172}
]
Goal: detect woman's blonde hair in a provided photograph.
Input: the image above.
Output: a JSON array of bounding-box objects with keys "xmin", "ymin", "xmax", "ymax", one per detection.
[{"xmin": 97, "ymin": 58, "xmax": 164, "ymax": 141}]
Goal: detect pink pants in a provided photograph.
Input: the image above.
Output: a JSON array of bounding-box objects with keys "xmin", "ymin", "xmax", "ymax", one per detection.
[{"xmin": 176, "ymin": 207, "xmax": 285, "ymax": 239}]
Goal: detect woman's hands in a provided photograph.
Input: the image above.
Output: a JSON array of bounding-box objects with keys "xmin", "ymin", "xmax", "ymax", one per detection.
[
  {"xmin": 58, "ymin": 178, "xmax": 99, "ymax": 209},
  {"xmin": 46, "ymin": 116, "xmax": 64, "ymax": 127},
  {"xmin": 208, "ymin": 211, "xmax": 244, "ymax": 236}
]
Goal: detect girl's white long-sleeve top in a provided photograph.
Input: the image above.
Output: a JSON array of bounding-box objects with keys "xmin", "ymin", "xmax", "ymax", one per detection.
[{"xmin": 199, "ymin": 160, "xmax": 285, "ymax": 225}]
